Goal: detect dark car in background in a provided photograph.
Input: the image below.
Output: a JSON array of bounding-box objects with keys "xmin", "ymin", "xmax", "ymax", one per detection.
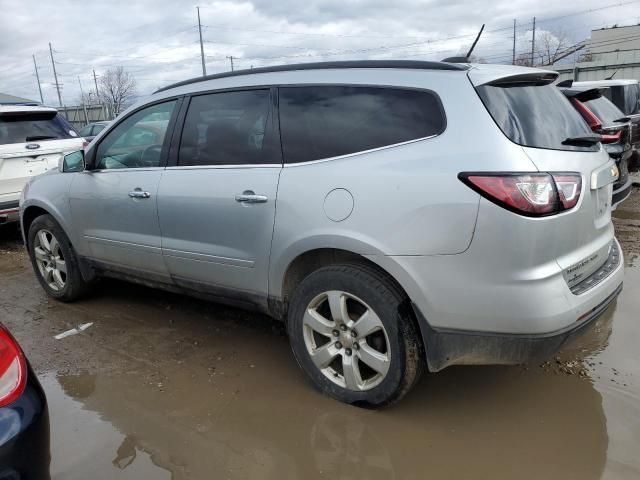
[
  {"xmin": 0, "ymin": 323, "xmax": 49, "ymax": 479},
  {"xmin": 77, "ymin": 121, "xmax": 110, "ymax": 143},
  {"xmin": 562, "ymin": 79, "xmax": 640, "ymax": 172},
  {"xmin": 560, "ymin": 87, "xmax": 633, "ymax": 207}
]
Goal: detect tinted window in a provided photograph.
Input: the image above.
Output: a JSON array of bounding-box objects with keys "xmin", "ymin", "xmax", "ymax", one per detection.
[
  {"xmin": 610, "ymin": 84, "xmax": 640, "ymax": 115},
  {"xmin": 78, "ymin": 125, "xmax": 93, "ymax": 137},
  {"xmin": 476, "ymin": 83, "xmax": 598, "ymax": 152},
  {"xmin": 279, "ymin": 86, "xmax": 445, "ymax": 163},
  {"xmin": 93, "ymin": 123, "xmax": 107, "ymax": 135},
  {"xmin": 95, "ymin": 100, "xmax": 176, "ymax": 170},
  {"xmin": 178, "ymin": 89, "xmax": 279, "ymax": 166},
  {"xmin": 0, "ymin": 112, "xmax": 76, "ymax": 144},
  {"xmin": 584, "ymin": 97, "xmax": 624, "ymax": 125}
]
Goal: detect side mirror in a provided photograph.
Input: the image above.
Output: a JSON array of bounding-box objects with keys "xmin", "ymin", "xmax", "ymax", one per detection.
[{"xmin": 61, "ymin": 150, "xmax": 85, "ymax": 173}]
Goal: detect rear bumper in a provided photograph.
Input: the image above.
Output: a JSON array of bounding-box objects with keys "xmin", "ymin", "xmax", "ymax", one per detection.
[
  {"xmin": 612, "ymin": 175, "xmax": 633, "ymax": 209},
  {"xmin": 0, "ymin": 200, "xmax": 20, "ymax": 224},
  {"xmin": 414, "ymin": 282, "xmax": 622, "ymax": 372},
  {"xmin": 0, "ymin": 366, "xmax": 50, "ymax": 479}
]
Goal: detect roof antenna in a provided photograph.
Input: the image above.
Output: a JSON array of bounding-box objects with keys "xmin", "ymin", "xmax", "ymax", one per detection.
[
  {"xmin": 605, "ymin": 70, "xmax": 617, "ymax": 80},
  {"xmin": 466, "ymin": 24, "xmax": 485, "ymax": 58}
]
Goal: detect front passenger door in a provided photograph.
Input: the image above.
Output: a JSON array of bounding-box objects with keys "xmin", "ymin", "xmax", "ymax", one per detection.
[{"xmin": 69, "ymin": 100, "xmax": 179, "ymax": 278}]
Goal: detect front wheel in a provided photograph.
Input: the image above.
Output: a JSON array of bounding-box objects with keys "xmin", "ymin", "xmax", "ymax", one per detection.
[
  {"xmin": 28, "ymin": 214, "xmax": 90, "ymax": 302},
  {"xmin": 288, "ymin": 264, "xmax": 424, "ymax": 407}
]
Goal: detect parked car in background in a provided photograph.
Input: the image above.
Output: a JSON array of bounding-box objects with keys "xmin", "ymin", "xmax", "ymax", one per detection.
[
  {"xmin": 77, "ymin": 120, "xmax": 110, "ymax": 143},
  {"xmin": 0, "ymin": 323, "xmax": 49, "ymax": 479},
  {"xmin": 560, "ymin": 87, "xmax": 633, "ymax": 207},
  {"xmin": 562, "ymin": 79, "xmax": 640, "ymax": 171},
  {"xmin": 0, "ymin": 105, "xmax": 83, "ymax": 224},
  {"xmin": 21, "ymin": 61, "xmax": 623, "ymax": 406}
]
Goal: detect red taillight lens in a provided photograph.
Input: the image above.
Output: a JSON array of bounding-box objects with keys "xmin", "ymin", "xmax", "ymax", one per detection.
[
  {"xmin": 0, "ymin": 324, "xmax": 27, "ymax": 408},
  {"xmin": 459, "ymin": 172, "xmax": 582, "ymax": 217},
  {"xmin": 600, "ymin": 130, "xmax": 622, "ymax": 144},
  {"xmin": 553, "ymin": 173, "xmax": 582, "ymax": 210}
]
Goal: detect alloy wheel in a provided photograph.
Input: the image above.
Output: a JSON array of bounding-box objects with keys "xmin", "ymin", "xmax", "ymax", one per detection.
[
  {"xmin": 303, "ymin": 290, "xmax": 391, "ymax": 391},
  {"xmin": 33, "ymin": 229, "xmax": 67, "ymax": 291}
]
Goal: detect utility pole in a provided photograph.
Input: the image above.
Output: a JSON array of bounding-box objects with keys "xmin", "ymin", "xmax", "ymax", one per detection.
[
  {"xmin": 78, "ymin": 76, "xmax": 89, "ymax": 123},
  {"xmin": 227, "ymin": 55, "xmax": 235, "ymax": 71},
  {"xmin": 49, "ymin": 42, "xmax": 63, "ymax": 107},
  {"xmin": 530, "ymin": 17, "xmax": 536, "ymax": 66},
  {"xmin": 512, "ymin": 19, "xmax": 516, "ymax": 65},
  {"xmin": 32, "ymin": 54, "xmax": 44, "ymax": 104},
  {"xmin": 197, "ymin": 7, "xmax": 207, "ymax": 76},
  {"xmin": 92, "ymin": 69, "xmax": 99, "ymax": 96}
]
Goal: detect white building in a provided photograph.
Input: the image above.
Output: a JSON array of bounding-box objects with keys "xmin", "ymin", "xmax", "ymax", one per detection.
[{"xmin": 553, "ymin": 24, "xmax": 640, "ymax": 82}]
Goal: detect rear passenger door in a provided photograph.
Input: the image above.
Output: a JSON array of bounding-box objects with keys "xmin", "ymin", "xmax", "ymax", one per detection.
[{"xmin": 157, "ymin": 88, "xmax": 282, "ymax": 304}]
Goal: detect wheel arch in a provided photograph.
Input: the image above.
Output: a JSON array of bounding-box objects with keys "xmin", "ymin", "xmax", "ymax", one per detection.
[{"xmin": 272, "ymin": 245, "xmax": 429, "ymax": 367}]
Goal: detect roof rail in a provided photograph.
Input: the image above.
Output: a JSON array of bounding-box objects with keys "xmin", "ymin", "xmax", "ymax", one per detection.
[{"xmin": 155, "ymin": 60, "xmax": 468, "ymax": 93}]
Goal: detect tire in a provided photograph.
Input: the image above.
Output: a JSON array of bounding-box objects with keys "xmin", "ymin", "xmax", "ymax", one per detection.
[
  {"xmin": 27, "ymin": 214, "xmax": 90, "ymax": 302},
  {"xmin": 288, "ymin": 263, "xmax": 424, "ymax": 407}
]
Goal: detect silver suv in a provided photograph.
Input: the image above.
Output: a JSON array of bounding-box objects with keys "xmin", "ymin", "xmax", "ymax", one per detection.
[{"xmin": 20, "ymin": 61, "xmax": 624, "ymax": 406}]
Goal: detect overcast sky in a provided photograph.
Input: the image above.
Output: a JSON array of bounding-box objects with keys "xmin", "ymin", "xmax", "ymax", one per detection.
[{"xmin": 1, "ymin": 0, "xmax": 639, "ymax": 106}]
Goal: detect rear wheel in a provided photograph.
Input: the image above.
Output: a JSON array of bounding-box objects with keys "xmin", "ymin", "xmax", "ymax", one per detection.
[
  {"xmin": 28, "ymin": 214, "xmax": 90, "ymax": 302},
  {"xmin": 288, "ymin": 264, "xmax": 423, "ymax": 407}
]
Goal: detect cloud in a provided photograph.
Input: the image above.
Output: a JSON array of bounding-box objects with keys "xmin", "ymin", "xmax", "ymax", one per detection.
[{"xmin": 0, "ymin": 0, "xmax": 637, "ymax": 106}]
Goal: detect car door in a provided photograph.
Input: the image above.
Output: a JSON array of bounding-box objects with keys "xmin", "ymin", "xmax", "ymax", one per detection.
[
  {"xmin": 69, "ymin": 99, "xmax": 180, "ymax": 278},
  {"xmin": 157, "ymin": 88, "xmax": 281, "ymax": 306}
]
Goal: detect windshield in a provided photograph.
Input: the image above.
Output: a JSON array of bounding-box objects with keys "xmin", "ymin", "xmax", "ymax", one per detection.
[
  {"xmin": 0, "ymin": 111, "xmax": 76, "ymax": 144},
  {"xmin": 476, "ymin": 83, "xmax": 598, "ymax": 152},
  {"xmin": 583, "ymin": 96, "xmax": 624, "ymax": 125}
]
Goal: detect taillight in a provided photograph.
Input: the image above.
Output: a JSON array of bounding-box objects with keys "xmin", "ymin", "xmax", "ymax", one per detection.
[
  {"xmin": 0, "ymin": 324, "xmax": 27, "ymax": 408},
  {"xmin": 600, "ymin": 130, "xmax": 622, "ymax": 144},
  {"xmin": 458, "ymin": 172, "xmax": 582, "ymax": 217}
]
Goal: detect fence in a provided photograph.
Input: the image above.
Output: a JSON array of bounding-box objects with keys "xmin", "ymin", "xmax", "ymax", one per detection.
[{"xmin": 58, "ymin": 104, "xmax": 114, "ymax": 131}]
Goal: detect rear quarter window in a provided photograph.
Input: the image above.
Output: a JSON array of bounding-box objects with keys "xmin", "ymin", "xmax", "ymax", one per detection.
[
  {"xmin": 476, "ymin": 83, "xmax": 598, "ymax": 152},
  {"xmin": 278, "ymin": 86, "xmax": 445, "ymax": 163}
]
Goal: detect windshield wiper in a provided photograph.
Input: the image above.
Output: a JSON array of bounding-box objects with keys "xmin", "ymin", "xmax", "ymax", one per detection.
[
  {"xmin": 25, "ymin": 135, "xmax": 58, "ymax": 141},
  {"xmin": 562, "ymin": 134, "xmax": 602, "ymax": 146}
]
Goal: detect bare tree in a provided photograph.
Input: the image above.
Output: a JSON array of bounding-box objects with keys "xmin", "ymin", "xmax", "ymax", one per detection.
[
  {"xmin": 514, "ymin": 52, "xmax": 533, "ymax": 66},
  {"xmin": 98, "ymin": 66, "xmax": 137, "ymax": 117},
  {"xmin": 536, "ymin": 31, "xmax": 569, "ymax": 66}
]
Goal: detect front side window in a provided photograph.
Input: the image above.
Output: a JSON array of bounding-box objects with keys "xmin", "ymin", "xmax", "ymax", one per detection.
[
  {"xmin": 95, "ymin": 101, "xmax": 176, "ymax": 170},
  {"xmin": 278, "ymin": 86, "xmax": 445, "ymax": 164},
  {"xmin": 178, "ymin": 89, "xmax": 279, "ymax": 166}
]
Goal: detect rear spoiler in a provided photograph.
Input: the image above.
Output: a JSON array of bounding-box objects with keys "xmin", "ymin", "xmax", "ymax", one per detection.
[
  {"xmin": 483, "ymin": 72, "xmax": 558, "ymax": 87},
  {"xmin": 559, "ymin": 88, "xmax": 606, "ymax": 102}
]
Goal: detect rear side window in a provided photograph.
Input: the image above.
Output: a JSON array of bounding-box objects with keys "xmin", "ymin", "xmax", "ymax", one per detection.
[
  {"xmin": 278, "ymin": 86, "xmax": 445, "ymax": 164},
  {"xmin": 0, "ymin": 112, "xmax": 76, "ymax": 144},
  {"xmin": 178, "ymin": 89, "xmax": 280, "ymax": 166},
  {"xmin": 476, "ymin": 83, "xmax": 598, "ymax": 152}
]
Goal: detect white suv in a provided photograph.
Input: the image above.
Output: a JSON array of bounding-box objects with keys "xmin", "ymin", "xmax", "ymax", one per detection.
[{"xmin": 1, "ymin": 105, "xmax": 83, "ymax": 224}]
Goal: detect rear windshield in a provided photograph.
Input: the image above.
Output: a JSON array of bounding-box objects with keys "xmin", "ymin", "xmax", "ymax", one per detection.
[
  {"xmin": 476, "ymin": 83, "xmax": 598, "ymax": 152},
  {"xmin": 583, "ymin": 96, "xmax": 624, "ymax": 125},
  {"xmin": 0, "ymin": 111, "xmax": 76, "ymax": 144}
]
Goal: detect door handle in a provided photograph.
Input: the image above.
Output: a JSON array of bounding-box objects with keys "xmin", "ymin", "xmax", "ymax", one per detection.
[
  {"xmin": 129, "ymin": 188, "xmax": 151, "ymax": 199},
  {"xmin": 235, "ymin": 190, "xmax": 268, "ymax": 204}
]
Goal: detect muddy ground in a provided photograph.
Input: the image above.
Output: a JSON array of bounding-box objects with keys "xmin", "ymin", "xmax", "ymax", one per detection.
[{"xmin": 1, "ymin": 189, "xmax": 640, "ymax": 480}]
